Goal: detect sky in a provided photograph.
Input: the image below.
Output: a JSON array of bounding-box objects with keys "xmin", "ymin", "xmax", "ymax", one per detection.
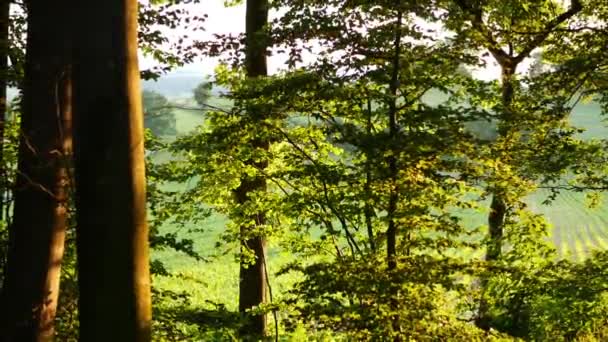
[
  {"xmin": 138, "ymin": 0, "xmax": 539, "ymax": 82},
  {"xmin": 140, "ymin": 0, "xmax": 295, "ymax": 78}
]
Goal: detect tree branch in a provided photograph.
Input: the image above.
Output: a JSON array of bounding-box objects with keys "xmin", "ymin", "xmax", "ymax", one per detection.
[
  {"xmin": 147, "ymin": 103, "xmax": 233, "ymax": 115},
  {"xmin": 513, "ymin": 0, "xmax": 583, "ymax": 63},
  {"xmin": 453, "ymin": 0, "xmax": 510, "ymax": 65},
  {"xmin": 454, "ymin": 0, "xmax": 583, "ymax": 66}
]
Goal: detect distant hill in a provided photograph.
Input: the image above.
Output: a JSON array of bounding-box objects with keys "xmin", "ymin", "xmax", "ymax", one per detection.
[
  {"xmin": 7, "ymin": 70, "xmax": 223, "ymax": 102},
  {"xmin": 142, "ymin": 70, "xmax": 224, "ymax": 99}
]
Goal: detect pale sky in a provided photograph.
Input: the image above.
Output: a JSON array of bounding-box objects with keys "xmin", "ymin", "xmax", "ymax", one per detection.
[
  {"xmin": 139, "ymin": 0, "xmax": 515, "ymax": 81},
  {"xmin": 139, "ymin": 0, "xmax": 294, "ymax": 76}
]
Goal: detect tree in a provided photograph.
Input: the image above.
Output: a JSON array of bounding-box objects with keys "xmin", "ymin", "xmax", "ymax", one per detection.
[
  {"xmin": 237, "ymin": 0, "xmax": 270, "ymax": 337},
  {"xmin": 449, "ymin": 0, "xmax": 582, "ymax": 259},
  {"xmin": 442, "ymin": 0, "xmax": 608, "ymax": 331},
  {"xmin": 152, "ymin": 0, "xmax": 272, "ymax": 337},
  {"xmin": 266, "ymin": 1, "xmax": 492, "ymax": 339},
  {"xmin": 0, "ymin": 0, "xmax": 72, "ymax": 339},
  {"xmin": 71, "ymin": 0, "xmax": 151, "ymax": 339},
  {"xmin": 192, "ymin": 81, "xmax": 211, "ymax": 107},
  {"xmin": 142, "ymin": 90, "xmax": 176, "ymax": 136}
]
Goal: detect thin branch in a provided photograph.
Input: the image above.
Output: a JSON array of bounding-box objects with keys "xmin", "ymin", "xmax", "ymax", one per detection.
[
  {"xmin": 496, "ymin": 26, "xmax": 608, "ymax": 35},
  {"xmin": 147, "ymin": 103, "xmax": 233, "ymax": 115},
  {"xmin": 453, "ymin": 0, "xmax": 510, "ymax": 65},
  {"xmin": 538, "ymin": 184, "xmax": 608, "ymax": 192},
  {"xmin": 260, "ymin": 251, "xmax": 279, "ymax": 342},
  {"xmin": 396, "ymin": 85, "xmax": 433, "ymax": 112}
]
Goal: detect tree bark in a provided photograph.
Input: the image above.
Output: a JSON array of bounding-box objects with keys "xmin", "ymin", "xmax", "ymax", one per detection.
[
  {"xmin": 386, "ymin": 10, "xmax": 403, "ymax": 272},
  {"xmin": 364, "ymin": 98, "xmax": 376, "ymax": 252},
  {"xmin": 237, "ymin": 0, "xmax": 269, "ymax": 338},
  {"xmin": 0, "ymin": 0, "xmax": 72, "ymax": 340},
  {"xmin": 71, "ymin": 0, "xmax": 151, "ymax": 340}
]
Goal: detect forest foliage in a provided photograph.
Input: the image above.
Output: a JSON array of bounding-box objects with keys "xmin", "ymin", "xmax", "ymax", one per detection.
[{"xmin": 2, "ymin": 0, "xmax": 608, "ymax": 341}]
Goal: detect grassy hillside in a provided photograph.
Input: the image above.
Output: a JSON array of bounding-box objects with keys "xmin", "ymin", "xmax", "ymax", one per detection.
[
  {"xmin": 530, "ymin": 100, "xmax": 608, "ymax": 261},
  {"xmin": 157, "ymin": 94, "xmax": 608, "ymax": 261}
]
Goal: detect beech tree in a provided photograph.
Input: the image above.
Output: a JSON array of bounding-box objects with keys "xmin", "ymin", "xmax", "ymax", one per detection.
[
  {"xmin": 0, "ymin": 0, "xmax": 72, "ymax": 339},
  {"xmin": 441, "ymin": 0, "xmax": 608, "ymax": 328},
  {"xmin": 263, "ymin": 1, "xmax": 493, "ymax": 339},
  {"xmin": 71, "ymin": 0, "xmax": 151, "ymax": 340},
  {"xmin": 236, "ymin": 0, "xmax": 270, "ymax": 337},
  {"xmin": 449, "ymin": 0, "xmax": 583, "ymax": 263}
]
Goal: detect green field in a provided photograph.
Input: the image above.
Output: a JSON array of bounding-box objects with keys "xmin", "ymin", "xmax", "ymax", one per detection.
[
  {"xmin": 150, "ymin": 95, "xmax": 608, "ymax": 336},
  {"xmin": 150, "ymin": 96, "xmax": 301, "ymax": 337},
  {"xmin": 536, "ymin": 100, "xmax": 608, "ymax": 261}
]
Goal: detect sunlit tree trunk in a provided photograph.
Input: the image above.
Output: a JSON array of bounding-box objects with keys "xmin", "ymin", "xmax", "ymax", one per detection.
[
  {"xmin": 237, "ymin": 0, "xmax": 269, "ymax": 338},
  {"xmin": 71, "ymin": 0, "xmax": 151, "ymax": 340},
  {"xmin": 364, "ymin": 98, "xmax": 376, "ymax": 252},
  {"xmin": 0, "ymin": 0, "xmax": 72, "ymax": 339}
]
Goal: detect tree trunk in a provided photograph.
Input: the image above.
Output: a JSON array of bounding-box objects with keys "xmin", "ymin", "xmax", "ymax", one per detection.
[
  {"xmin": 477, "ymin": 62, "xmax": 517, "ymax": 330},
  {"xmin": 486, "ymin": 195, "xmax": 506, "ymax": 261},
  {"xmin": 486, "ymin": 64, "xmax": 515, "ymax": 263},
  {"xmin": 364, "ymin": 98, "xmax": 375, "ymax": 252},
  {"xmin": 386, "ymin": 10, "xmax": 403, "ymax": 272},
  {"xmin": 237, "ymin": 0, "xmax": 269, "ymax": 338},
  {"xmin": 0, "ymin": 0, "xmax": 9, "ymax": 222},
  {"xmin": 383, "ymin": 11, "xmax": 404, "ymax": 341},
  {"xmin": 71, "ymin": 0, "xmax": 151, "ymax": 340},
  {"xmin": 0, "ymin": 0, "xmax": 72, "ymax": 340}
]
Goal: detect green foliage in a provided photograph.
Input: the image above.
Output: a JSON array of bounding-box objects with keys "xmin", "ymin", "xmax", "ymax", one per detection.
[
  {"xmin": 485, "ymin": 251, "xmax": 608, "ymax": 341},
  {"xmin": 137, "ymin": 0, "xmax": 206, "ymax": 79},
  {"xmin": 280, "ymin": 256, "xmax": 514, "ymax": 341},
  {"xmin": 144, "ymin": 0, "xmax": 608, "ymax": 340},
  {"xmin": 0, "ymin": 101, "xmax": 22, "ymax": 285},
  {"xmin": 6, "ymin": 0, "xmax": 608, "ymax": 340}
]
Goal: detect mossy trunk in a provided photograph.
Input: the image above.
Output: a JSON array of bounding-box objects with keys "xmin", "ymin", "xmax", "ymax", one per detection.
[
  {"xmin": 0, "ymin": 0, "xmax": 71, "ymax": 339},
  {"xmin": 71, "ymin": 0, "xmax": 151, "ymax": 340}
]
